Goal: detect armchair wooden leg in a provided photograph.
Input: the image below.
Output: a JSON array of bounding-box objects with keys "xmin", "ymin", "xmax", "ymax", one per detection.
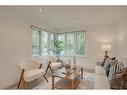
[
  {"xmin": 17, "ymin": 78, "xmax": 22, "ymax": 89},
  {"xmin": 45, "ymin": 61, "xmax": 54, "ymax": 74},
  {"xmin": 43, "ymin": 75, "xmax": 49, "ymax": 82},
  {"xmin": 45, "ymin": 66, "xmax": 49, "ymax": 75},
  {"xmin": 17, "ymin": 69, "xmax": 24, "ymax": 89},
  {"xmin": 49, "ymin": 66, "xmax": 53, "ymax": 74}
]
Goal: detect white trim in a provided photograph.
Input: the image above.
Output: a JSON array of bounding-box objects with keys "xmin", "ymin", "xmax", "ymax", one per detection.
[
  {"xmin": 60, "ymin": 54, "xmax": 88, "ymax": 58},
  {"xmin": 31, "ymin": 25, "xmax": 56, "ymax": 34}
]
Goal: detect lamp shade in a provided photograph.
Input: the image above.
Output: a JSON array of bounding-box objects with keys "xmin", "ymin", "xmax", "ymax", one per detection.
[{"xmin": 101, "ymin": 44, "xmax": 112, "ymax": 51}]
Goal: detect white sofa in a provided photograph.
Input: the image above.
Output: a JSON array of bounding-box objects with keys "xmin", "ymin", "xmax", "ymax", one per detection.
[{"xmin": 95, "ymin": 65, "xmax": 110, "ymax": 89}]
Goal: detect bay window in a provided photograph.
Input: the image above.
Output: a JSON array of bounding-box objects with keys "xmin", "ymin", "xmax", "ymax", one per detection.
[{"xmin": 32, "ymin": 26, "xmax": 86, "ymax": 57}]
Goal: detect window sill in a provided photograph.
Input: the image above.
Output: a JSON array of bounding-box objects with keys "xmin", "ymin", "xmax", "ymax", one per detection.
[
  {"xmin": 60, "ymin": 54, "xmax": 88, "ymax": 58},
  {"xmin": 32, "ymin": 54, "xmax": 88, "ymax": 59}
]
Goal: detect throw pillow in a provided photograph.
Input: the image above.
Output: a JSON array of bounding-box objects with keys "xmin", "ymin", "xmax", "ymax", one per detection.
[
  {"xmin": 105, "ymin": 60, "xmax": 118, "ymax": 77},
  {"xmin": 111, "ymin": 57, "xmax": 116, "ymax": 60},
  {"xmin": 105, "ymin": 63, "xmax": 111, "ymax": 77},
  {"xmin": 110, "ymin": 68, "xmax": 127, "ymax": 89},
  {"xmin": 108, "ymin": 60, "xmax": 119, "ymax": 81},
  {"xmin": 103, "ymin": 58, "xmax": 111, "ymax": 70}
]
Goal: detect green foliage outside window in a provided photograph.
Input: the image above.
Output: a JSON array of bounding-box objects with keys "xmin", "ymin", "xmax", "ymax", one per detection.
[
  {"xmin": 50, "ymin": 40, "xmax": 64, "ymax": 56},
  {"xmin": 32, "ymin": 27, "xmax": 86, "ymax": 57}
]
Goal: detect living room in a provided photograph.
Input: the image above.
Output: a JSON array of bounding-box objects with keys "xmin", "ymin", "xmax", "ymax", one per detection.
[{"xmin": 0, "ymin": 6, "xmax": 127, "ymax": 90}]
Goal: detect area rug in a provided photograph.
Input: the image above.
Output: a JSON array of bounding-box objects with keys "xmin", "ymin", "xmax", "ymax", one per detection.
[{"xmin": 33, "ymin": 72, "xmax": 95, "ymax": 89}]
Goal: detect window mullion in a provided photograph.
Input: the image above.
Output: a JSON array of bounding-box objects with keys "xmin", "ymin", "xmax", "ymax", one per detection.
[
  {"xmin": 39, "ymin": 30, "xmax": 41, "ymax": 56},
  {"xmin": 48, "ymin": 33, "xmax": 50, "ymax": 55},
  {"xmin": 40, "ymin": 31, "xmax": 43, "ymax": 56},
  {"xmin": 74, "ymin": 32, "xmax": 77, "ymax": 55},
  {"xmin": 65, "ymin": 33, "xmax": 67, "ymax": 55}
]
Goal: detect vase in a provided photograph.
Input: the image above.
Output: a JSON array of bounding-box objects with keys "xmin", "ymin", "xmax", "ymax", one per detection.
[{"xmin": 66, "ymin": 68, "xmax": 70, "ymax": 73}]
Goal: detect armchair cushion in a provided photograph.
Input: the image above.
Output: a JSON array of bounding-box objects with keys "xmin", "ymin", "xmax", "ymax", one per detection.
[
  {"xmin": 50, "ymin": 62, "xmax": 62, "ymax": 69},
  {"xmin": 24, "ymin": 69, "xmax": 45, "ymax": 82}
]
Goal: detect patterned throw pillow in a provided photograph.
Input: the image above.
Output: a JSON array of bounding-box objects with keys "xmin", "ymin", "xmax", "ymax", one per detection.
[
  {"xmin": 108, "ymin": 61, "xmax": 125, "ymax": 81},
  {"xmin": 110, "ymin": 68, "xmax": 127, "ymax": 89},
  {"xmin": 105, "ymin": 60, "xmax": 118, "ymax": 77},
  {"xmin": 103, "ymin": 58, "xmax": 111, "ymax": 70}
]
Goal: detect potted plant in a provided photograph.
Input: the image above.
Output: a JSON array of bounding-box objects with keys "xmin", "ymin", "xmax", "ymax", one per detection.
[{"xmin": 51, "ymin": 39, "xmax": 64, "ymax": 57}]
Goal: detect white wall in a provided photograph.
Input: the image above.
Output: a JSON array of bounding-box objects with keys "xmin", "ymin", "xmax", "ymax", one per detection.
[
  {"xmin": 0, "ymin": 9, "xmax": 31, "ymax": 88},
  {"xmin": 117, "ymin": 17, "xmax": 127, "ymax": 66},
  {"xmin": 0, "ymin": 8, "xmax": 118, "ymax": 88},
  {"xmin": 75, "ymin": 22, "xmax": 118, "ymax": 70}
]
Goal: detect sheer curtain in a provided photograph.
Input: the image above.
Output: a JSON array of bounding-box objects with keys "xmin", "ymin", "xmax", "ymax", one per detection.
[
  {"xmin": 42, "ymin": 31, "xmax": 49, "ymax": 55},
  {"xmin": 66, "ymin": 32, "xmax": 74, "ymax": 54},
  {"xmin": 32, "ymin": 29, "xmax": 41, "ymax": 57},
  {"xmin": 76, "ymin": 32, "xmax": 85, "ymax": 55}
]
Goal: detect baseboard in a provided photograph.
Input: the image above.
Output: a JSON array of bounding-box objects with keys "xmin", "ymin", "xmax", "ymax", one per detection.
[{"xmin": 0, "ymin": 79, "xmax": 18, "ymax": 89}]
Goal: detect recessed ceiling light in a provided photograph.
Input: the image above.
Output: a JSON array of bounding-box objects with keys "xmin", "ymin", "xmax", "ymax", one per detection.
[
  {"xmin": 39, "ymin": 8, "xmax": 42, "ymax": 12},
  {"xmin": 93, "ymin": 12, "xmax": 99, "ymax": 16}
]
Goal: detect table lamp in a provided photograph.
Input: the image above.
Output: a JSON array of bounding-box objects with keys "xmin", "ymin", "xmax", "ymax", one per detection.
[
  {"xmin": 101, "ymin": 44, "xmax": 112, "ymax": 66},
  {"xmin": 102, "ymin": 44, "xmax": 112, "ymax": 57}
]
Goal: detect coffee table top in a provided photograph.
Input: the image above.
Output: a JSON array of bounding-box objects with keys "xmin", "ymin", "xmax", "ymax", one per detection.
[{"xmin": 52, "ymin": 66, "xmax": 83, "ymax": 80}]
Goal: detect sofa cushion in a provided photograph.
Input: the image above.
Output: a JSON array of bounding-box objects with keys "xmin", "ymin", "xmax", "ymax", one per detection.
[
  {"xmin": 95, "ymin": 65, "xmax": 110, "ymax": 89},
  {"xmin": 96, "ymin": 66, "xmax": 106, "ymax": 76},
  {"xmin": 50, "ymin": 62, "xmax": 62, "ymax": 69},
  {"xmin": 95, "ymin": 74, "xmax": 110, "ymax": 89}
]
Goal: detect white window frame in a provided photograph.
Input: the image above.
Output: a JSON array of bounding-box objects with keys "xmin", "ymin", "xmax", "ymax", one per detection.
[
  {"xmin": 57, "ymin": 31, "xmax": 88, "ymax": 58},
  {"xmin": 31, "ymin": 26, "xmax": 57, "ymax": 57},
  {"xmin": 31, "ymin": 26, "xmax": 88, "ymax": 58}
]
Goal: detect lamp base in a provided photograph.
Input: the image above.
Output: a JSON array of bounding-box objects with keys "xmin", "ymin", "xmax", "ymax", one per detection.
[
  {"xmin": 104, "ymin": 51, "xmax": 108, "ymax": 57},
  {"xmin": 101, "ymin": 51, "xmax": 109, "ymax": 66}
]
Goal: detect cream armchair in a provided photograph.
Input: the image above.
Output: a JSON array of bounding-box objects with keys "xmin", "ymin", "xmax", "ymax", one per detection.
[
  {"xmin": 17, "ymin": 58, "xmax": 48, "ymax": 89},
  {"xmin": 45, "ymin": 56, "xmax": 62, "ymax": 74}
]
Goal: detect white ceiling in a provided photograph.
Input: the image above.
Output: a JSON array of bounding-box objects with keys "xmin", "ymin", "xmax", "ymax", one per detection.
[{"xmin": 2, "ymin": 6, "xmax": 127, "ymax": 32}]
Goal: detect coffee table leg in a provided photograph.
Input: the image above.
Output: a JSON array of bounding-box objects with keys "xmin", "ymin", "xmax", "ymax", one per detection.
[
  {"xmin": 81, "ymin": 68, "xmax": 83, "ymax": 79},
  {"xmin": 52, "ymin": 75, "xmax": 54, "ymax": 89},
  {"xmin": 72, "ymin": 80, "xmax": 74, "ymax": 89}
]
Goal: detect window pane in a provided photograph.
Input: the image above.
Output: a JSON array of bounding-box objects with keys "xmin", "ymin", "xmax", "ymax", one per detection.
[
  {"xmin": 66, "ymin": 32, "xmax": 74, "ymax": 54},
  {"xmin": 49, "ymin": 33, "xmax": 56, "ymax": 55},
  {"xmin": 42, "ymin": 31, "xmax": 48, "ymax": 55},
  {"xmin": 58, "ymin": 34, "xmax": 65, "ymax": 55},
  {"xmin": 32, "ymin": 29, "xmax": 40, "ymax": 57},
  {"xmin": 76, "ymin": 32, "xmax": 85, "ymax": 54}
]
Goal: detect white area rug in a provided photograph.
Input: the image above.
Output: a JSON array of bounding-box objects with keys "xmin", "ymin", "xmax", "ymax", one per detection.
[{"xmin": 33, "ymin": 72, "xmax": 95, "ymax": 89}]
